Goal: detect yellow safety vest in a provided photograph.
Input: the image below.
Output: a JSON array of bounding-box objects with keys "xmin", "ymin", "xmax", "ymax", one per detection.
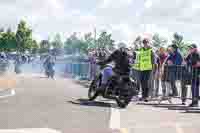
[{"xmin": 139, "ymin": 48, "xmax": 153, "ymax": 71}]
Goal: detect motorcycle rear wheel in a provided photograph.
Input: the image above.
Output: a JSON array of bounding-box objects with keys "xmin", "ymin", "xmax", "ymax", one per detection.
[
  {"xmin": 116, "ymin": 83, "xmax": 133, "ymax": 108},
  {"xmin": 116, "ymin": 97, "xmax": 132, "ymax": 108}
]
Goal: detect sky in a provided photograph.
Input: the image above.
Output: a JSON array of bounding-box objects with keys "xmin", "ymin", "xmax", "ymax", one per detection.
[{"xmin": 0, "ymin": 0, "xmax": 200, "ymax": 45}]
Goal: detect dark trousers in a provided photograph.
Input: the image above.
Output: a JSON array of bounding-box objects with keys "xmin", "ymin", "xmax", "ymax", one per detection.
[
  {"xmin": 161, "ymin": 80, "xmax": 167, "ymax": 96},
  {"xmin": 131, "ymin": 69, "xmax": 141, "ymax": 91},
  {"xmin": 139, "ymin": 70, "xmax": 151, "ymax": 98},
  {"xmin": 170, "ymin": 80, "xmax": 178, "ymax": 96},
  {"xmin": 181, "ymin": 81, "xmax": 188, "ymax": 102},
  {"xmin": 191, "ymin": 77, "xmax": 199, "ymax": 104}
]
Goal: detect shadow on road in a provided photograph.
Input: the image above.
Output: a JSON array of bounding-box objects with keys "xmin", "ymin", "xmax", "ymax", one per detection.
[
  {"xmin": 136, "ymin": 101, "xmax": 200, "ymax": 114},
  {"xmin": 167, "ymin": 106, "xmax": 190, "ymax": 111},
  {"xmin": 137, "ymin": 102, "xmax": 182, "ymax": 107},
  {"xmin": 67, "ymin": 98, "xmax": 112, "ymax": 108},
  {"xmin": 137, "ymin": 102, "xmax": 189, "ymax": 109},
  {"xmin": 182, "ymin": 109, "xmax": 200, "ymax": 114}
]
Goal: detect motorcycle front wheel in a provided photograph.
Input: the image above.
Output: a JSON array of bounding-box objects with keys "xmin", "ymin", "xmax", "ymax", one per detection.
[
  {"xmin": 88, "ymin": 75, "xmax": 101, "ymax": 101},
  {"xmin": 88, "ymin": 79, "xmax": 99, "ymax": 101}
]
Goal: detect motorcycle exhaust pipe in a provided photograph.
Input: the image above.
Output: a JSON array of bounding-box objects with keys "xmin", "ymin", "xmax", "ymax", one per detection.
[{"xmin": 103, "ymin": 95, "xmax": 118, "ymax": 100}]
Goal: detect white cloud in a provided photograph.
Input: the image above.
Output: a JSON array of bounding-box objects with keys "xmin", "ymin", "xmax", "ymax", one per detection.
[
  {"xmin": 99, "ymin": 0, "xmax": 133, "ymax": 8},
  {"xmin": 1, "ymin": 0, "xmax": 200, "ymax": 44},
  {"xmin": 144, "ymin": 0, "xmax": 152, "ymax": 8}
]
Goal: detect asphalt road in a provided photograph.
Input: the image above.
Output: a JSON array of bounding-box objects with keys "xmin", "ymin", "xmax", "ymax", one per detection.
[
  {"xmin": 0, "ymin": 74, "xmax": 112, "ymax": 133},
  {"xmin": 0, "ymin": 72, "xmax": 200, "ymax": 133}
]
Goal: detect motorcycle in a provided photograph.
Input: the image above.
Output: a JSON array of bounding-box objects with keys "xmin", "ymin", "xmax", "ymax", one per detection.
[{"xmin": 88, "ymin": 65, "xmax": 139, "ymax": 108}]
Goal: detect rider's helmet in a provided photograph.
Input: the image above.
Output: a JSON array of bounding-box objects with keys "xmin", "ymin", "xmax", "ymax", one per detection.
[{"xmin": 118, "ymin": 42, "xmax": 129, "ymax": 52}]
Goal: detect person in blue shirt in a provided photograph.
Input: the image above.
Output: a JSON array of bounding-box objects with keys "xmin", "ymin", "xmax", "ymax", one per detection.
[
  {"xmin": 166, "ymin": 44, "xmax": 183, "ymax": 96},
  {"xmin": 167, "ymin": 44, "xmax": 183, "ymax": 65}
]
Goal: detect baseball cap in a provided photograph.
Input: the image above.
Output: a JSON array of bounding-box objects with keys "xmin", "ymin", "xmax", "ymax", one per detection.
[
  {"xmin": 171, "ymin": 44, "xmax": 178, "ymax": 50},
  {"xmin": 142, "ymin": 38, "xmax": 149, "ymax": 44},
  {"xmin": 188, "ymin": 44, "xmax": 197, "ymax": 49}
]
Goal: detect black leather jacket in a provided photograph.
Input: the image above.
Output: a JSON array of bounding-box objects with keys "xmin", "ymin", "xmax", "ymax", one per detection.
[{"xmin": 98, "ymin": 49, "xmax": 130, "ymax": 75}]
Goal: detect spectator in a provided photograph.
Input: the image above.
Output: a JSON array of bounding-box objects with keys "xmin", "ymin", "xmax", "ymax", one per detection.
[
  {"xmin": 157, "ymin": 47, "xmax": 168, "ymax": 97},
  {"xmin": 165, "ymin": 44, "xmax": 183, "ymax": 96},
  {"xmin": 151, "ymin": 49, "xmax": 160, "ymax": 97},
  {"xmin": 88, "ymin": 49, "xmax": 97, "ymax": 80},
  {"xmin": 138, "ymin": 39, "xmax": 155, "ymax": 102},
  {"xmin": 185, "ymin": 44, "xmax": 200, "ymax": 107}
]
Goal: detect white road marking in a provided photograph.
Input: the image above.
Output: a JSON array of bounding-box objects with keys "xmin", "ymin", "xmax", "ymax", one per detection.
[
  {"xmin": 11, "ymin": 89, "xmax": 15, "ymax": 95},
  {"xmin": 108, "ymin": 100, "xmax": 121, "ymax": 130},
  {"xmin": 120, "ymin": 128, "xmax": 129, "ymax": 133},
  {"xmin": 109, "ymin": 101, "xmax": 129, "ymax": 132},
  {"xmin": 176, "ymin": 123, "xmax": 184, "ymax": 133},
  {"xmin": 109, "ymin": 107, "xmax": 121, "ymax": 129},
  {"xmin": 0, "ymin": 128, "xmax": 62, "ymax": 133},
  {"xmin": 0, "ymin": 89, "xmax": 15, "ymax": 99}
]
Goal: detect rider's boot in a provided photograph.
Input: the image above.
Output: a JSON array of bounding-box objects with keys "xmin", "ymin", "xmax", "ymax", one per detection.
[{"xmin": 98, "ymin": 84, "xmax": 106, "ymax": 93}]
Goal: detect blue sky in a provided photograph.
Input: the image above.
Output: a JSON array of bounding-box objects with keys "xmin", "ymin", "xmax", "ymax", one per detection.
[{"xmin": 0, "ymin": 0, "xmax": 200, "ymax": 44}]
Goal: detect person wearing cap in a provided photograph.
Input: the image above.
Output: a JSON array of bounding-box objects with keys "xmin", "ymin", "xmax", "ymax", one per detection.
[
  {"xmin": 185, "ymin": 44, "xmax": 200, "ymax": 107},
  {"xmin": 137, "ymin": 38, "xmax": 155, "ymax": 102}
]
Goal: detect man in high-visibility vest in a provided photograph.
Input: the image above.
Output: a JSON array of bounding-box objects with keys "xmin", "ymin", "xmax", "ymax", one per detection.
[{"xmin": 137, "ymin": 38, "xmax": 154, "ymax": 102}]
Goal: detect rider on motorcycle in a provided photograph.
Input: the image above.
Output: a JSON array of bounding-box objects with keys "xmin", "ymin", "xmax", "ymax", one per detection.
[
  {"xmin": 43, "ymin": 55, "xmax": 55, "ymax": 75},
  {"xmin": 97, "ymin": 44, "xmax": 131, "ymax": 91}
]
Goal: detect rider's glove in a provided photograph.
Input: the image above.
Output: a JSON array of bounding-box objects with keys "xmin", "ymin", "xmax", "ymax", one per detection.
[{"xmin": 97, "ymin": 61, "xmax": 104, "ymax": 66}]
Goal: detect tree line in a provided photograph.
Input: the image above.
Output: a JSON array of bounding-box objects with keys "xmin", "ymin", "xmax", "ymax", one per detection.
[{"xmin": 0, "ymin": 20, "xmax": 191, "ymax": 56}]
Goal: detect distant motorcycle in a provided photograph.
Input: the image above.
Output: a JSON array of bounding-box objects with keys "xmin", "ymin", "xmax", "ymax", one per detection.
[{"xmin": 88, "ymin": 65, "xmax": 139, "ymax": 108}]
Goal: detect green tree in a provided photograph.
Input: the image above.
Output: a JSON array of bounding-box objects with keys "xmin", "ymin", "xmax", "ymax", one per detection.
[
  {"xmin": 64, "ymin": 32, "xmax": 88, "ymax": 54},
  {"xmin": 97, "ymin": 31, "xmax": 114, "ymax": 50},
  {"xmin": 172, "ymin": 32, "xmax": 189, "ymax": 55},
  {"xmin": 172, "ymin": 32, "xmax": 183, "ymax": 45},
  {"xmin": 30, "ymin": 40, "xmax": 39, "ymax": 54},
  {"xmin": 52, "ymin": 33, "xmax": 63, "ymax": 49},
  {"xmin": 64, "ymin": 33, "xmax": 93, "ymax": 54},
  {"xmin": 51, "ymin": 33, "xmax": 63, "ymax": 56},
  {"xmin": 84, "ymin": 32, "xmax": 94, "ymax": 50},
  {"xmin": 16, "ymin": 20, "xmax": 33, "ymax": 53},
  {"xmin": 64, "ymin": 32, "xmax": 78, "ymax": 54},
  {"xmin": 0, "ymin": 28, "xmax": 17, "ymax": 52},
  {"xmin": 133, "ymin": 36, "xmax": 142, "ymax": 49},
  {"xmin": 39, "ymin": 40, "xmax": 50, "ymax": 54},
  {"xmin": 64, "ymin": 31, "xmax": 115, "ymax": 55},
  {"xmin": 152, "ymin": 33, "xmax": 168, "ymax": 48}
]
